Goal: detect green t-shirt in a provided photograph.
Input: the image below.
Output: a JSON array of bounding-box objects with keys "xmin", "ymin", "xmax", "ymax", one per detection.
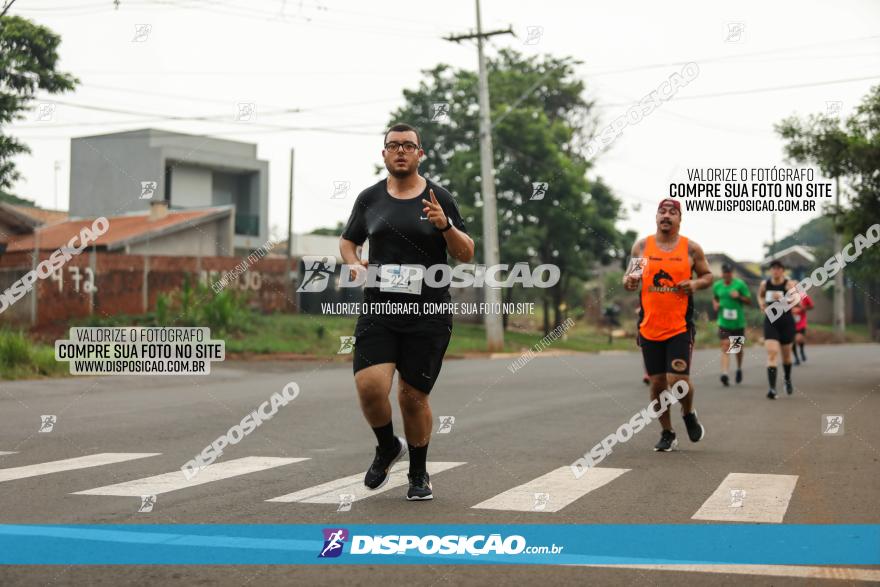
[{"xmin": 713, "ymin": 278, "xmax": 750, "ymax": 329}]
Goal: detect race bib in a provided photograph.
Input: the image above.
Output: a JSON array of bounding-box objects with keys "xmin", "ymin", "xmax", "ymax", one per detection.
[
  {"xmin": 379, "ymin": 264, "xmax": 423, "ymax": 295},
  {"xmin": 722, "ymin": 308, "xmax": 738, "ymax": 321},
  {"xmin": 765, "ymin": 290, "xmax": 780, "ymax": 303}
]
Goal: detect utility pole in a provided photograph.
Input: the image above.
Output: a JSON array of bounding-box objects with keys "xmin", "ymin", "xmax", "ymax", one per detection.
[
  {"xmin": 833, "ymin": 175, "xmax": 845, "ymax": 338},
  {"xmin": 53, "ymin": 161, "xmax": 61, "ymax": 210},
  {"xmin": 771, "ymin": 212, "xmax": 776, "ymax": 256},
  {"xmin": 444, "ymin": 1, "xmax": 513, "ymax": 352},
  {"xmin": 287, "ymin": 148, "xmax": 296, "ymax": 310}
]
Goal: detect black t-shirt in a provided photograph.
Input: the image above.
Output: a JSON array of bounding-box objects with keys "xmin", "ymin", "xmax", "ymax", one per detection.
[{"xmin": 341, "ymin": 177, "xmax": 467, "ymax": 306}]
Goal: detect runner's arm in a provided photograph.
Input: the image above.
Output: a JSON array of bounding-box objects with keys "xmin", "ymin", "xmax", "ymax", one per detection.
[
  {"xmin": 740, "ymin": 283, "xmax": 752, "ymax": 305},
  {"xmin": 443, "ymin": 226, "xmax": 475, "ymax": 263},
  {"xmin": 339, "ymin": 238, "xmax": 368, "ymax": 279},
  {"xmin": 757, "ymin": 280, "xmax": 767, "ymax": 312},
  {"xmin": 785, "ymin": 279, "xmax": 802, "ymax": 307},
  {"xmin": 678, "ymin": 240, "xmax": 713, "ymax": 293}
]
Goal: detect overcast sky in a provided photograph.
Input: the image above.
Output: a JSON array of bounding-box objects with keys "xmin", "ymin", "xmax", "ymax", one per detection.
[{"xmin": 7, "ymin": 0, "xmax": 880, "ymax": 261}]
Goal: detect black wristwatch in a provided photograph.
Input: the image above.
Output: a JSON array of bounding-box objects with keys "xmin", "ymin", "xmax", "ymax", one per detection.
[{"xmin": 438, "ymin": 219, "xmax": 453, "ymax": 232}]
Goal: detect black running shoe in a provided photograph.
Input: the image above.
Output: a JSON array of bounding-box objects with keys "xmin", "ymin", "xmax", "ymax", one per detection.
[
  {"xmin": 720, "ymin": 374, "xmax": 730, "ymax": 387},
  {"xmin": 784, "ymin": 379, "xmax": 794, "ymax": 395},
  {"xmin": 767, "ymin": 388, "xmax": 777, "ymax": 400},
  {"xmin": 735, "ymin": 369, "xmax": 743, "ymax": 384},
  {"xmin": 683, "ymin": 410, "xmax": 705, "ymax": 442},
  {"xmin": 653, "ymin": 429, "xmax": 677, "ymax": 452},
  {"xmin": 364, "ymin": 436, "xmax": 406, "ymax": 490},
  {"xmin": 406, "ymin": 471, "xmax": 433, "ymax": 501},
  {"xmin": 794, "ymin": 356, "xmax": 800, "ymax": 366}
]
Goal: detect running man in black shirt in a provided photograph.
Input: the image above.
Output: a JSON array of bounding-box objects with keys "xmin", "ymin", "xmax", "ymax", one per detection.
[{"xmin": 339, "ymin": 123, "xmax": 474, "ymax": 501}]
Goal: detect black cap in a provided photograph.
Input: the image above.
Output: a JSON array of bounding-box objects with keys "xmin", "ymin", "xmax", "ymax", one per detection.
[
  {"xmin": 721, "ymin": 262, "xmax": 733, "ymax": 273},
  {"xmin": 769, "ymin": 259, "xmax": 784, "ymax": 269}
]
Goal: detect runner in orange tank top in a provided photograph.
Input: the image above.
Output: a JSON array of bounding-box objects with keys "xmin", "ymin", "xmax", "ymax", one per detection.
[{"xmin": 623, "ymin": 198, "xmax": 714, "ymax": 452}]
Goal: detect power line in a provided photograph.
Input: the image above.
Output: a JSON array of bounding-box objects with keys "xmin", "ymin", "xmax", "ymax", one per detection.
[
  {"xmin": 0, "ymin": 0, "xmax": 16, "ymax": 17},
  {"xmin": 583, "ymin": 34, "xmax": 880, "ymax": 78},
  {"xmin": 595, "ymin": 74, "xmax": 880, "ymax": 107}
]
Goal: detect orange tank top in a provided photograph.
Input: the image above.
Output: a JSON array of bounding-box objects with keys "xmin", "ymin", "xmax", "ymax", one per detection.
[{"xmin": 639, "ymin": 235, "xmax": 693, "ymax": 341}]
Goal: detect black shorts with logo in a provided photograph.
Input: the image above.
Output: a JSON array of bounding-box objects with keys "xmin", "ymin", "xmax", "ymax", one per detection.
[
  {"xmin": 763, "ymin": 315, "xmax": 796, "ymax": 345},
  {"xmin": 353, "ymin": 314, "xmax": 452, "ymax": 394},
  {"xmin": 718, "ymin": 326, "xmax": 745, "ymax": 340},
  {"xmin": 639, "ymin": 328, "xmax": 695, "ymax": 376}
]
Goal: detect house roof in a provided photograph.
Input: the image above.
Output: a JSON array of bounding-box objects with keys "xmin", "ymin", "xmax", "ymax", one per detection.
[
  {"xmin": 706, "ymin": 252, "xmax": 762, "ymax": 280},
  {"xmin": 6, "ymin": 204, "xmax": 69, "ymax": 227},
  {"xmin": 5, "ymin": 206, "xmax": 232, "ymax": 252},
  {"xmin": 760, "ymin": 244, "xmax": 816, "ymax": 267},
  {"xmin": 0, "ymin": 202, "xmax": 68, "ymax": 237}
]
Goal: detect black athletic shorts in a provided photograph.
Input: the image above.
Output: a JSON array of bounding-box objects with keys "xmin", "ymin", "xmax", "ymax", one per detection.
[
  {"xmin": 763, "ymin": 316, "xmax": 795, "ymax": 345},
  {"xmin": 352, "ymin": 315, "xmax": 452, "ymax": 394},
  {"xmin": 718, "ymin": 326, "xmax": 745, "ymax": 340},
  {"xmin": 639, "ymin": 328, "xmax": 694, "ymax": 376}
]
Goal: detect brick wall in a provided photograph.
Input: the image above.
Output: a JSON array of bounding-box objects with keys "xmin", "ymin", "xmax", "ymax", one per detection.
[{"xmin": 0, "ymin": 252, "xmax": 297, "ymax": 328}]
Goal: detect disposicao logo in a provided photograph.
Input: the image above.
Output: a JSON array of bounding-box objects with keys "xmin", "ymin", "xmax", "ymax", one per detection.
[{"xmin": 318, "ymin": 528, "xmax": 348, "ymax": 558}]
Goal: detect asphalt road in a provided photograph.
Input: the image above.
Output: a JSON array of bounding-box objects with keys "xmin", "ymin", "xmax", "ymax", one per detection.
[{"xmin": 0, "ymin": 342, "xmax": 878, "ymax": 586}]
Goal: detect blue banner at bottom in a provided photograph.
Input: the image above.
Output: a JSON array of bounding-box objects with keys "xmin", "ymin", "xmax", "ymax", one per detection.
[{"xmin": 0, "ymin": 524, "xmax": 877, "ymax": 565}]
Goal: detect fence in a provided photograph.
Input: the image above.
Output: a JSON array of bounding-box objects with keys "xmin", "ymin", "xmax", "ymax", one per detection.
[{"xmin": 0, "ymin": 251, "xmax": 297, "ymax": 328}]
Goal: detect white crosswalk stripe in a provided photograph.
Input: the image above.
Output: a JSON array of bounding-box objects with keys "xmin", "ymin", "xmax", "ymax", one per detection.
[
  {"xmin": 692, "ymin": 472, "xmax": 799, "ymax": 523},
  {"xmin": 0, "ymin": 453, "xmax": 159, "ymax": 483},
  {"xmin": 73, "ymin": 456, "xmax": 306, "ymax": 497},
  {"xmin": 267, "ymin": 461, "xmax": 465, "ymax": 503},
  {"xmin": 0, "ymin": 452, "xmax": 18, "ymax": 456},
  {"xmin": 472, "ymin": 466, "xmax": 630, "ymax": 512},
  {"xmin": 0, "ymin": 448, "xmax": 807, "ymax": 522}
]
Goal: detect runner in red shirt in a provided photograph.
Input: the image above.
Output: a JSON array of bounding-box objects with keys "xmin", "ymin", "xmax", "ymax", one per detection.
[{"xmin": 792, "ymin": 293, "xmax": 814, "ymax": 365}]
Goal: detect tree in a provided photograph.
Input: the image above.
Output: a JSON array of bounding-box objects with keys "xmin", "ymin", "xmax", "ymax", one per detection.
[
  {"xmin": 0, "ymin": 189, "xmax": 34, "ymax": 205},
  {"xmin": 768, "ymin": 216, "xmax": 834, "ymax": 254},
  {"xmin": 0, "ymin": 15, "xmax": 78, "ymax": 193},
  {"xmin": 309, "ymin": 222, "xmax": 346, "ymax": 236},
  {"xmin": 776, "ymin": 85, "xmax": 880, "ymax": 339},
  {"xmin": 385, "ymin": 49, "xmax": 626, "ymax": 331}
]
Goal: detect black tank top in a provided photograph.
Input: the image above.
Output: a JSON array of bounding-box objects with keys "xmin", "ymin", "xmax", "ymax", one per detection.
[{"xmin": 764, "ymin": 278, "xmax": 794, "ymax": 322}]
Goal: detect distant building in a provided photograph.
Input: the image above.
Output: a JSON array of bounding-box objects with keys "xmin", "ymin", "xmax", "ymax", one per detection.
[
  {"xmin": 760, "ymin": 245, "xmax": 816, "ymax": 280},
  {"xmin": 69, "ymin": 129, "xmax": 268, "ymax": 256},
  {"xmin": 5, "ymin": 202, "xmax": 233, "ymax": 256},
  {"xmin": 705, "ymin": 253, "xmax": 762, "ymax": 286},
  {"xmin": 272, "ymin": 233, "xmax": 347, "ymax": 262}
]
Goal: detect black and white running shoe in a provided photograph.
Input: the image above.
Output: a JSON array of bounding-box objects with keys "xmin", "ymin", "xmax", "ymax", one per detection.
[
  {"xmin": 683, "ymin": 410, "xmax": 705, "ymax": 442},
  {"xmin": 767, "ymin": 388, "xmax": 777, "ymax": 400},
  {"xmin": 784, "ymin": 379, "xmax": 794, "ymax": 395},
  {"xmin": 406, "ymin": 471, "xmax": 433, "ymax": 501},
  {"xmin": 720, "ymin": 374, "xmax": 730, "ymax": 387},
  {"xmin": 653, "ymin": 429, "xmax": 677, "ymax": 452},
  {"xmin": 364, "ymin": 436, "xmax": 406, "ymax": 490}
]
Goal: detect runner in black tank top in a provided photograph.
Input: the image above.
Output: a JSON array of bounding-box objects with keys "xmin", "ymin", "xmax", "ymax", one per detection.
[{"xmin": 758, "ymin": 260, "xmax": 798, "ymax": 399}]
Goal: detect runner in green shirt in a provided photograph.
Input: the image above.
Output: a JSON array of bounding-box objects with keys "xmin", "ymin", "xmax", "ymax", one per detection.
[{"xmin": 712, "ymin": 263, "xmax": 752, "ymax": 387}]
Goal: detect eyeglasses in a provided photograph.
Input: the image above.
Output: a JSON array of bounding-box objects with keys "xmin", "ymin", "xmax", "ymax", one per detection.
[{"xmin": 384, "ymin": 141, "xmax": 420, "ymax": 154}]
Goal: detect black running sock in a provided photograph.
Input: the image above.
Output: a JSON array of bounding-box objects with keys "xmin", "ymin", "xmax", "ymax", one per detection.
[
  {"xmin": 767, "ymin": 366, "xmax": 778, "ymax": 389},
  {"xmin": 783, "ymin": 362, "xmax": 792, "ymax": 382},
  {"xmin": 372, "ymin": 421, "xmax": 397, "ymax": 454},
  {"xmin": 408, "ymin": 443, "xmax": 428, "ymax": 475},
  {"xmin": 798, "ymin": 343, "xmax": 806, "ymax": 360}
]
